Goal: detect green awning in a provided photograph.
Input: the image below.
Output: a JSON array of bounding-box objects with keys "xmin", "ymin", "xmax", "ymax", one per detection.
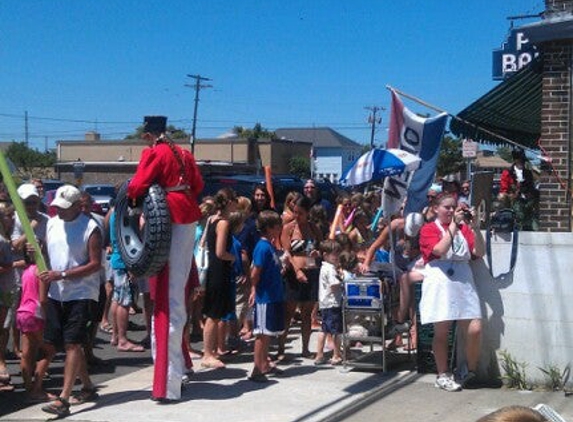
[{"xmin": 450, "ymin": 58, "xmax": 542, "ymax": 148}]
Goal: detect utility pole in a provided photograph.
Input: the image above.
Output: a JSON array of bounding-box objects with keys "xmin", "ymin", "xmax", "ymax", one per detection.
[
  {"xmin": 185, "ymin": 74, "xmax": 212, "ymax": 153},
  {"xmin": 365, "ymin": 106, "xmax": 385, "ymax": 149},
  {"xmin": 25, "ymin": 110, "xmax": 29, "ymax": 147}
]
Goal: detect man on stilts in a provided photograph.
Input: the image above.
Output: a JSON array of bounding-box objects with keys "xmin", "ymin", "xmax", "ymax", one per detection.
[{"xmin": 128, "ymin": 116, "xmax": 204, "ymax": 402}]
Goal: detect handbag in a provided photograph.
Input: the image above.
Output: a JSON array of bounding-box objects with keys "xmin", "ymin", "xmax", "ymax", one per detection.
[{"xmin": 197, "ymin": 219, "xmax": 211, "ymax": 287}]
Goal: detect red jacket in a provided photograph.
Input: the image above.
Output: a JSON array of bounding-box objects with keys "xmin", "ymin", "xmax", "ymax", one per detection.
[{"xmin": 128, "ymin": 143, "xmax": 204, "ymax": 224}]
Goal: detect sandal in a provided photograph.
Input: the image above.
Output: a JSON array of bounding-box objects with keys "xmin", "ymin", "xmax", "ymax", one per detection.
[
  {"xmin": 248, "ymin": 372, "xmax": 268, "ymax": 383},
  {"xmin": 70, "ymin": 387, "xmax": 99, "ymax": 405},
  {"xmin": 42, "ymin": 396, "xmax": 70, "ymax": 417},
  {"xmin": 314, "ymin": 356, "xmax": 328, "ymax": 366},
  {"xmin": 99, "ymin": 323, "xmax": 113, "ymax": 334},
  {"xmin": 0, "ymin": 382, "xmax": 15, "ymax": 392},
  {"xmin": 0, "ymin": 369, "xmax": 10, "ymax": 384},
  {"xmin": 265, "ymin": 366, "xmax": 285, "ymax": 376}
]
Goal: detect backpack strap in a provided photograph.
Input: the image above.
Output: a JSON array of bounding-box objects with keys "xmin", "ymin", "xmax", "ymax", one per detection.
[{"xmin": 486, "ymin": 223, "xmax": 519, "ymax": 278}]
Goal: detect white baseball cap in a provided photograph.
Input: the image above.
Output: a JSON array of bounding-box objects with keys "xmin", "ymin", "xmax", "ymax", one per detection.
[
  {"xmin": 404, "ymin": 212, "xmax": 424, "ymax": 237},
  {"xmin": 50, "ymin": 185, "xmax": 81, "ymax": 209},
  {"xmin": 17, "ymin": 183, "xmax": 39, "ymax": 200}
]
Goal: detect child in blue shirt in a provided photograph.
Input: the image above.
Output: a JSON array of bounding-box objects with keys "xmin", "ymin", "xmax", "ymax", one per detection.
[{"xmin": 248, "ymin": 210, "xmax": 284, "ymax": 382}]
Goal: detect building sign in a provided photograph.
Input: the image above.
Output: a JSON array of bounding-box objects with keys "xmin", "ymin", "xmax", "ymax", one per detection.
[
  {"xmin": 462, "ymin": 139, "xmax": 478, "ymax": 158},
  {"xmin": 492, "ymin": 29, "xmax": 538, "ymax": 80}
]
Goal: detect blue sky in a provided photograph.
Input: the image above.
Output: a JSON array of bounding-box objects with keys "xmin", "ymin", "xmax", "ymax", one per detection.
[{"xmin": 0, "ymin": 1, "xmax": 543, "ymax": 151}]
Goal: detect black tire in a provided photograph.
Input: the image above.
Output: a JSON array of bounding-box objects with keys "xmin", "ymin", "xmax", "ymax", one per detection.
[{"xmin": 114, "ymin": 181, "xmax": 172, "ymax": 277}]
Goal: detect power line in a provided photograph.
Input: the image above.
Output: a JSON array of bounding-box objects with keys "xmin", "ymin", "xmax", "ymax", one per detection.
[{"xmin": 364, "ymin": 106, "xmax": 385, "ymax": 148}]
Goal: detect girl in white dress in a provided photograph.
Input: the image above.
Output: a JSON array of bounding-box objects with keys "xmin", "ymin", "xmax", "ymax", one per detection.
[{"xmin": 418, "ymin": 193, "xmax": 485, "ymax": 392}]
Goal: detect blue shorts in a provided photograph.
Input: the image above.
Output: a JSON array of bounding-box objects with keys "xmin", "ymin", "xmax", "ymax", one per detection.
[
  {"xmin": 253, "ymin": 302, "xmax": 285, "ymax": 336},
  {"xmin": 112, "ymin": 269, "xmax": 135, "ymax": 307},
  {"xmin": 320, "ymin": 307, "xmax": 343, "ymax": 335}
]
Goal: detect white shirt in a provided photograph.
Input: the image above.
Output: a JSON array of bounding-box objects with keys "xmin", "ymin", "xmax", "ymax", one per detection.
[
  {"xmin": 318, "ymin": 261, "xmax": 342, "ymax": 309},
  {"xmin": 47, "ymin": 213, "xmax": 100, "ymax": 302},
  {"xmin": 11, "ymin": 211, "xmax": 49, "ymax": 245}
]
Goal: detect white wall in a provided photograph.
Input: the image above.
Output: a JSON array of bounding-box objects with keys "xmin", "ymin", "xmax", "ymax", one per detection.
[
  {"xmin": 469, "ymin": 232, "xmax": 573, "ymax": 383},
  {"xmin": 315, "ymin": 156, "xmax": 342, "ymax": 182}
]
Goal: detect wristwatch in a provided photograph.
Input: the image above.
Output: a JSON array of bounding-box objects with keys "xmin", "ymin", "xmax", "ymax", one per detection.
[{"xmin": 61, "ymin": 271, "xmax": 67, "ymax": 280}]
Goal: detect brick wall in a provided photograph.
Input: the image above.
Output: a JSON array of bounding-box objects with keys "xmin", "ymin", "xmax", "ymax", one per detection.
[{"xmin": 538, "ymin": 40, "xmax": 572, "ymax": 231}]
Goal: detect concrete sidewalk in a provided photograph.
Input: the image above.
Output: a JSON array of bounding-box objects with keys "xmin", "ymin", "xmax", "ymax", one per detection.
[
  {"xmin": 4, "ymin": 353, "xmax": 572, "ymax": 422},
  {"xmin": 3, "ymin": 325, "xmax": 572, "ymax": 422},
  {"xmin": 3, "ymin": 352, "xmax": 407, "ymax": 422}
]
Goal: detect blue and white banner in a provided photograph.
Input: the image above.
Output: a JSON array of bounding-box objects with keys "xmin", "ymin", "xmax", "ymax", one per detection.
[{"xmin": 382, "ymin": 90, "xmax": 448, "ymax": 216}]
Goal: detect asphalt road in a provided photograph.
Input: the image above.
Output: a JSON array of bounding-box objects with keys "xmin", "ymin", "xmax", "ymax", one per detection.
[{"xmin": 0, "ymin": 311, "xmax": 153, "ymax": 418}]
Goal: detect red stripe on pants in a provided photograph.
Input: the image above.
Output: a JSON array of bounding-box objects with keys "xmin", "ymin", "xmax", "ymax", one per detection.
[{"xmin": 152, "ymin": 265, "xmax": 170, "ymax": 399}]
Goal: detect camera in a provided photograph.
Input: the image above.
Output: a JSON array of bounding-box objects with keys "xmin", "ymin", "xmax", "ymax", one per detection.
[{"xmin": 463, "ymin": 210, "xmax": 473, "ymax": 222}]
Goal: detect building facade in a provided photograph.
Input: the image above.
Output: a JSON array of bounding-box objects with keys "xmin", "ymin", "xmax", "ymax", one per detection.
[
  {"xmin": 54, "ymin": 135, "xmax": 311, "ymax": 185},
  {"xmin": 275, "ymin": 127, "xmax": 363, "ymax": 183}
]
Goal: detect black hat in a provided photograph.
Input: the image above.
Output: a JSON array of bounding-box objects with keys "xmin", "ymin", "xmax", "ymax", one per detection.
[
  {"xmin": 143, "ymin": 116, "xmax": 167, "ymax": 134},
  {"xmin": 511, "ymin": 149, "xmax": 527, "ymax": 161}
]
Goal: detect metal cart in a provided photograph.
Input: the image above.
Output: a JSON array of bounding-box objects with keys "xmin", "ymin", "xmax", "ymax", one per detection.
[{"xmin": 341, "ymin": 275, "xmax": 388, "ymax": 371}]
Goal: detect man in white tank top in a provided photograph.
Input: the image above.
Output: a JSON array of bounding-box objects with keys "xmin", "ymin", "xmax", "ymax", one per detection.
[{"xmin": 38, "ymin": 185, "xmax": 102, "ymax": 417}]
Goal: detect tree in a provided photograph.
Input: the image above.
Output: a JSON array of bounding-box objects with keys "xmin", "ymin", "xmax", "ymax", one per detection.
[
  {"xmin": 436, "ymin": 135, "xmax": 465, "ymax": 177},
  {"xmin": 232, "ymin": 123, "xmax": 276, "ymax": 140},
  {"xmin": 289, "ymin": 156, "xmax": 311, "ymax": 179},
  {"xmin": 124, "ymin": 125, "xmax": 189, "ymax": 140},
  {"xmin": 6, "ymin": 142, "xmax": 56, "ymax": 178}
]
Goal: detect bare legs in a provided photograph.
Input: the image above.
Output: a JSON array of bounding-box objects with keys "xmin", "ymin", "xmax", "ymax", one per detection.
[
  {"xmin": 458, "ymin": 319, "xmax": 482, "ymax": 372},
  {"xmin": 252, "ymin": 334, "xmax": 271, "ymax": 375},
  {"xmin": 397, "ymin": 271, "xmax": 423, "ymax": 323},
  {"xmin": 278, "ymin": 301, "xmax": 314, "ymax": 358},
  {"xmin": 202, "ymin": 317, "xmax": 225, "ymax": 368},
  {"xmin": 433, "ymin": 318, "xmax": 482, "ymax": 375}
]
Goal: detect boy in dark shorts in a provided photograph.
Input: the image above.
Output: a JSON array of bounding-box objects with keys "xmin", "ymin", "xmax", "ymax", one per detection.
[
  {"xmin": 248, "ymin": 211, "xmax": 285, "ymax": 382},
  {"xmin": 314, "ymin": 239, "xmax": 343, "ymax": 366}
]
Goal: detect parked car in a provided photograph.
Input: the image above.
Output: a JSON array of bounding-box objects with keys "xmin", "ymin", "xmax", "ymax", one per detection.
[
  {"xmin": 41, "ymin": 179, "xmax": 65, "ymax": 192},
  {"xmin": 201, "ymin": 174, "xmax": 305, "ymax": 212},
  {"xmin": 81, "ymin": 184, "xmax": 116, "ymax": 215}
]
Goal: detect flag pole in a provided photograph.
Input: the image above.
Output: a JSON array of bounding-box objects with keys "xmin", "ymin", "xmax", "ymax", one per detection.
[
  {"xmin": 385, "ymin": 85, "xmax": 539, "ymax": 154},
  {"xmin": 386, "ymin": 85, "xmax": 448, "ymax": 115}
]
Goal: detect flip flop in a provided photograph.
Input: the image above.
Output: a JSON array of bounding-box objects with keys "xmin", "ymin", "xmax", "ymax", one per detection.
[
  {"xmin": 99, "ymin": 324, "xmax": 113, "ymax": 334},
  {"xmin": 248, "ymin": 372, "xmax": 268, "ymax": 383},
  {"xmin": 314, "ymin": 357, "xmax": 328, "ymax": 366},
  {"xmin": 117, "ymin": 344, "xmax": 145, "ymax": 352},
  {"xmin": 0, "ymin": 369, "xmax": 10, "ymax": 384},
  {"xmin": 0, "ymin": 383, "xmax": 15, "ymax": 392}
]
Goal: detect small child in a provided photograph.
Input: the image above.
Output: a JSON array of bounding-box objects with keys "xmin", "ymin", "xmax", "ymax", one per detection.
[
  {"xmin": 314, "ymin": 239, "xmax": 343, "ymax": 366},
  {"xmin": 0, "ymin": 202, "xmax": 15, "ymax": 392},
  {"xmin": 248, "ymin": 210, "xmax": 285, "ymax": 382},
  {"xmin": 16, "ymin": 246, "xmax": 53, "ymax": 402}
]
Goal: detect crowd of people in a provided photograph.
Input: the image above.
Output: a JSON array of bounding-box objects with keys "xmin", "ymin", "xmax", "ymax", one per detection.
[{"xmin": 0, "ymin": 116, "xmax": 541, "ymax": 416}]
